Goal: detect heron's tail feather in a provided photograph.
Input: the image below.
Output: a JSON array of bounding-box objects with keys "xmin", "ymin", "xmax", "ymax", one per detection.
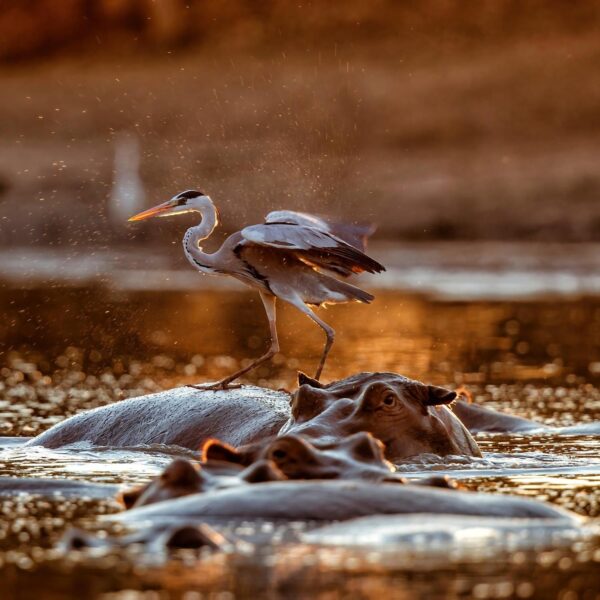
[{"xmin": 323, "ymin": 276, "xmax": 375, "ymax": 304}]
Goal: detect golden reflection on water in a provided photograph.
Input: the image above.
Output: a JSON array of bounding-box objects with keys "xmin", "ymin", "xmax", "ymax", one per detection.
[
  {"xmin": 2, "ymin": 288, "xmax": 599, "ymax": 389},
  {"xmin": 1, "ymin": 288, "xmax": 600, "ymax": 599}
]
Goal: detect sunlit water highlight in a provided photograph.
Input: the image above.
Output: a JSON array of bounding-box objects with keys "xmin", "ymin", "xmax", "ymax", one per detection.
[{"xmin": 0, "ymin": 287, "xmax": 599, "ymax": 598}]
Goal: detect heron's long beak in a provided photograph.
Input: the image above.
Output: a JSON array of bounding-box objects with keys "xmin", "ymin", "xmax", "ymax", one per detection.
[{"xmin": 128, "ymin": 200, "xmax": 175, "ymax": 222}]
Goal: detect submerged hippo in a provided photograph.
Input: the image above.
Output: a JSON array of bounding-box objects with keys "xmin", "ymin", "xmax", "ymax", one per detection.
[
  {"xmin": 453, "ymin": 397, "xmax": 600, "ymax": 434},
  {"xmin": 282, "ymin": 373, "xmax": 482, "ymax": 459},
  {"xmin": 114, "ymin": 480, "xmax": 578, "ymax": 524},
  {"xmin": 27, "ymin": 372, "xmax": 481, "ymax": 461},
  {"xmin": 121, "ymin": 457, "xmax": 286, "ymax": 509},
  {"xmin": 125, "ymin": 434, "xmax": 458, "ymax": 509},
  {"xmin": 300, "ymin": 514, "xmax": 593, "ymax": 552},
  {"xmin": 202, "ymin": 431, "xmax": 398, "ymax": 480},
  {"xmin": 60, "ymin": 522, "xmax": 235, "ymax": 553},
  {"xmin": 206, "ymin": 432, "xmax": 459, "ymax": 488},
  {"xmin": 27, "ymin": 385, "xmax": 290, "ymax": 450},
  {"xmin": 65, "ymin": 510, "xmax": 590, "ymax": 555}
]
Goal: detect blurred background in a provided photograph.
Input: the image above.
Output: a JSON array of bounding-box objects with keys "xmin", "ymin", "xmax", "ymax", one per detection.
[
  {"xmin": 0, "ymin": 1, "xmax": 599, "ymax": 395},
  {"xmin": 2, "ymin": 9, "xmax": 600, "ymax": 597},
  {"xmin": 2, "ymin": 0, "xmax": 600, "ymax": 246},
  {"xmin": 0, "ymin": 8, "xmax": 600, "ymax": 600}
]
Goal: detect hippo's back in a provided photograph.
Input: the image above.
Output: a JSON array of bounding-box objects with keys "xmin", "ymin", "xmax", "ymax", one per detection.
[
  {"xmin": 115, "ymin": 480, "xmax": 578, "ymax": 523},
  {"xmin": 27, "ymin": 386, "xmax": 291, "ymax": 450}
]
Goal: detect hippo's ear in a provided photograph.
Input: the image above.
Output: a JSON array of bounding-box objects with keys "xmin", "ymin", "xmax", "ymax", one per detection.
[
  {"xmin": 418, "ymin": 475, "xmax": 461, "ymax": 490},
  {"xmin": 161, "ymin": 459, "xmax": 202, "ymax": 486},
  {"xmin": 455, "ymin": 386, "xmax": 472, "ymax": 403},
  {"xmin": 298, "ymin": 371, "xmax": 323, "ymax": 388},
  {"xmin": 240, "ymin": 459, "xmax": 287, "ymax": 483},
  {"xmin": 425, "ymin": 385, "xmax": 457, "ymax": 406},
  {"xmin": 381, "ymin": 475, "xmax": 409, "ymax": 485},
  {"xmin": 344, "ymin": 432, "xmax": 385, "ymax": 462},
  {"xmin": 119, "ymin": 484, "xmax": 147, "ymax": 510},
  {"xmin": 201, "ymin": 439, "xmax": 243, "ymax": 464}
]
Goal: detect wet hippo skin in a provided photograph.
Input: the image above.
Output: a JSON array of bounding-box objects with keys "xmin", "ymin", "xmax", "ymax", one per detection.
[
  {"xmin": 24, "ymin": 372, "xmax": 598, "ymax": 455},
  {"xmin": 27, "ymin": 385, "xmax": 290, "ymax": 450},
  {"xmin": 121, "ymin": 457, "xmax": 286, "ymax": 509},
  {"xmin": 126, "ymin": 437, "xmax": 459, "ymax": 508},
  {"xmin": 113, "ymin": 480, "xmax": 578, "ymax": 523},
  {"xmin": 452, "ymin": 398, "xmax": 600, "ymax": 434},
  {"xmin": 27, "ymin": 373, "xmax": 482, "ymax": 461},
  {"xmin": 301, "ymin": 514, "xmax": 590, "ymax": 550},
  {"xmin": 67, "ymin": 511, "xmax": 587, "ymax": 554},
  {"xmin": 202, "ymin": 431, "xmax": 399, "ymax": 481},
  {"xmin": 282, "ymin": 372, "xmax": 482, "ymax": 460},
  {"xmin": 60, "ymin": 522, "xmax": 233, "ymax": 553},
  {"xmin": 205, "ymin": 431, "xmax": 459, "ymax": 487}
]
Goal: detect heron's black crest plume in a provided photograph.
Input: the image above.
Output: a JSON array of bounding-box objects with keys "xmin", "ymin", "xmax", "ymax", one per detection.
[{"xmin": 177, "ymin": 190, "xmax": 205, "ymax": 203}]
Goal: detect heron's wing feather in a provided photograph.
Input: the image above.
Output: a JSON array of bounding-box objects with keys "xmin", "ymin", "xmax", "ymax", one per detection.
[
  {"xmin": 241, "ymin": 223, "xmax": 385, "ymax": 275},
  {"xmin": 265, "ymin": 210, "xmax": 329, "ymax": 230},
  {"xmin": 265, "ymin": 210, "xmax": 375, "ymax": 251}
]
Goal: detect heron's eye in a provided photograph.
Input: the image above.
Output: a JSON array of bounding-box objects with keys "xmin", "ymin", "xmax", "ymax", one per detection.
[{"xmin": 383, "ymin": 394, "xmax": 396, "ymax": 407}]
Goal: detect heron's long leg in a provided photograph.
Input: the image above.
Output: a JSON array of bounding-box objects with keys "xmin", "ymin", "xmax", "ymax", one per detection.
[
  {"xmin": 286, "ymin": 298, "xmax": 335, "ymax": 381},
  {"xmin": 189, "ymin": 292, "xmax": 279, "ymax": 391}
]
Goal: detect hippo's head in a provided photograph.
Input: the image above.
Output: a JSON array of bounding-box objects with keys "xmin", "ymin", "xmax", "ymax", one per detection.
[
  {"xmin": 281, "ymin": 372, "xmax": 475, "ymax": 461},
  {"xmin": 120, "ymin": 457, "xmax": 285, "ymax": 509},
  {"xmin": 203, "ymin": 431, "xmax": 400, "ymax": 482}
]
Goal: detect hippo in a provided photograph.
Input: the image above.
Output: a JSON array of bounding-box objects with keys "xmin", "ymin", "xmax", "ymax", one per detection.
[
  {"xmin": 27, "ymin": 385, "xmax": 290, "ymax": 450},
  {"xmin": 64, "ymin": 510, "xmax": 590, "ymax": 555},
  {"xmin": 113, "ymin": 480, "xmax": 578, "ymax": 524},
  {"xmin": 452, "ymin": 397, "xmax": 600, "ymax": 434},
  {"xmin": 60, "ymin": 522, "xmax": 235, "ymax": 553},
  {"xmin": 204, "ymin": 432, "xmax": 460, "ymax": 487},
  {"xmin": 202, "ymin": 431, "xmax": 397, "ymax": 480},
  {"xmin": 121, "ymin": 457, "xmax": 286, "ymax": 509},
  {"xmin": 124, "ymin": 434, "xmax": 459, "ymax": 509},
  {"xmin": 300, "ymin": 514, "xmax": 594, "ymax": 552},
  {"xmin": 282, "ymin": 373, "xmax": 482, "ymax": 459},
  {"xmin": 26, "ymin": 373, "xmax": 482, "ymax": 462}
]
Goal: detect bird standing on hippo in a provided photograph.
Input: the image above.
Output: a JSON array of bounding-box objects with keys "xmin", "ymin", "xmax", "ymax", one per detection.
[
  {"xmin": 26, "ymin": 371, "xmax": 599, "ymax": 459},
  {"xmin": 26, "ymin": 372, "xmax": 482, "ymax": 461},
  {"xmin": 128, "ymin": 190, "xmax": 385, "ymax": 389}
]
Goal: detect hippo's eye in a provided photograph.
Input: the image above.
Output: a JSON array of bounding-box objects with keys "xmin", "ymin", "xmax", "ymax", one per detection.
[
  {"xmin": 383, "ymin": 394, "xmax": 396, "ymax": 407},
  {"xmin": 271, "ymin": 448, "xmax": 287, "ymax": 460}
]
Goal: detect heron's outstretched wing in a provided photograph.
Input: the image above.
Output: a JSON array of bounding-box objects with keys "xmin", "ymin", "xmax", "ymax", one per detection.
[
  {"xmin": 240, "ymin": 223, "xmax": 384, "ymax": 276},
  {"xmin": 265, "ymin": 210, "xmax": 375, "ymax": 252}
]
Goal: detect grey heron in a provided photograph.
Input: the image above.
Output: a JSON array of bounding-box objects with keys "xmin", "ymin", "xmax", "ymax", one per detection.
[{"xmin": 129, "ymin": 190, "xmax": 385, "ymax": 389}]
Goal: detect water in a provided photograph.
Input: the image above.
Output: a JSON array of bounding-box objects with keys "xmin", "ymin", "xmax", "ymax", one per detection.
[{"xmin": 0, "ymin": 287, "xmax": 599, "ymax": 598}]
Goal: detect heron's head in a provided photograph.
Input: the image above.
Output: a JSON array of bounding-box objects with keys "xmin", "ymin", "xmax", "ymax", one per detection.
[{"xmin": 128, "ymin": 190, "xmax": 210, "ymax": 221}]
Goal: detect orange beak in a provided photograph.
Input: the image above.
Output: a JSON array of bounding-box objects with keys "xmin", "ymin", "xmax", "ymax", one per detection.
[{"xmin": 128, "ymin": 200, "xmax": 174, "ymax": 222}]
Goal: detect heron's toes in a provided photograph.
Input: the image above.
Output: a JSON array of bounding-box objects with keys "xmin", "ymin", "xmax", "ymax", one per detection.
[{"xmin": 186, "ymin": 382, "xmax": 242, "ymax": 392}]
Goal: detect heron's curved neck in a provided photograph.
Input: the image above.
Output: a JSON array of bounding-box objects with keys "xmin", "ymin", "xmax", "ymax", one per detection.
[{"xmin": 183, "ymin": 200, "xmax": 219, "ymax": 273}]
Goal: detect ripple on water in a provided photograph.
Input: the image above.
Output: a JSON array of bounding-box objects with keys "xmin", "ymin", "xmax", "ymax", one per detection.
[
  {"xmin": 0, "ymin": 444, "xmax": 195, "ymax": 486},
  {"xmin": 0, "ymin": 290, "xmax": 599, "ymax": 598}
]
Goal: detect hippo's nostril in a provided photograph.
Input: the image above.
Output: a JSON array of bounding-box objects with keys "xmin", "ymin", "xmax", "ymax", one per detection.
[
  {"xmin": 69, "ymin": 535, "xmax": 89, "ymax": 550},
  {"xmin": 165, "ymin": 524, "xmax": 228, "ymax": 550}
]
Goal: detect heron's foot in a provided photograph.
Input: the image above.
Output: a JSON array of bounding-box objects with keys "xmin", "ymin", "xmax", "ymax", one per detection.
[{"xmin": 186, "ymin": 381, "xmax": 242, "ymax": 392}]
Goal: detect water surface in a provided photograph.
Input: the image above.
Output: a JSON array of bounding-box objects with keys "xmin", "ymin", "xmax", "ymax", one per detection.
[{"xmin": 0, "ymin": 287, "xmax": 599, "ymax": 598}]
